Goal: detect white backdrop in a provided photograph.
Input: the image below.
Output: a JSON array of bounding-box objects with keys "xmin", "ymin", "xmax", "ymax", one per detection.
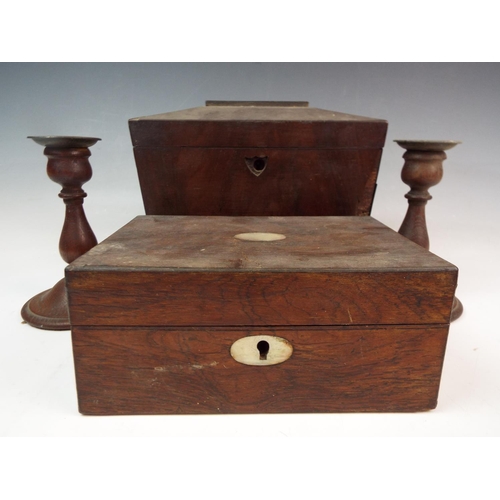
[{"xmin": 1, "ymin": 63, "xmax": 499, "ymax": 439}]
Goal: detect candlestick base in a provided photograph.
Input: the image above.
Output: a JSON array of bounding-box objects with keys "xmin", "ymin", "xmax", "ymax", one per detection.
[
  {"xmin": 451, "ymin": 296, "xmax": 464, "ymax": 322},
  {"xmin": 21, "ymin": 278, "xmax": 70, "ymax": 330}
]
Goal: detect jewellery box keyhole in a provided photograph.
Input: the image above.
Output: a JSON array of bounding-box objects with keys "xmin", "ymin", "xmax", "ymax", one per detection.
[{"xmin": 257, "ymin": 340, "xmax": 270, "ymax": 360}]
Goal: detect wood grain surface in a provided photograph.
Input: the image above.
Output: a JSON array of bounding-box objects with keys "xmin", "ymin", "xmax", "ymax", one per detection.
[
  {"xmin": 72, "ymin": 325, "xmax": 449, "ymax": 415},
  {"xmin": 129, "ymin": 103, "xmax": 387, "ymax": 217},
  {"xmin": 67, "ymin": 269, "xmax": 456, "ymax": 327},
  {"xmin": 67, "ymin": 215, "xmax": 456, "ymax": 414},
  {"xmin": 129, "ymin": 105, "xmax": 387, "ymax": 149},
  {"xmin": 67, "ymin": 216, "xmax": 456, "ymax": 271},
  {"xmin": 133, "ymin": 148, "xmax": 381, "ymax": 216},
  {"xmin": 66, "ymin": 216, "xmax": 457, "ymax": 327}
]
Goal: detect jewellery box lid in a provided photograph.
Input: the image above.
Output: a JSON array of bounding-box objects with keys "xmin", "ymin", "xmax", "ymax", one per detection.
[{"xmin": 66, "ymin": 216, "xmax": 457, "ymax": 328}]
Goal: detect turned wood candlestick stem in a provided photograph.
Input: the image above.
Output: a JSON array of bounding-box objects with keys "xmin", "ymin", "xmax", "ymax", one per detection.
[
  {"xmin": 395, "ymin": 140, "xmax": 463, "ymax": 321},
  {"xmin": 21, "ymin": 136, "xmax": 100, "ymax": 330}
]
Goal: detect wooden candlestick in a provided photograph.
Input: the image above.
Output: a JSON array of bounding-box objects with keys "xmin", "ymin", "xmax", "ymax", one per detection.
[
  {"xmin": 394, "ymin": 140, "xmax": 463, "ymax": 321},
  {"xmin": 21, "ymin": 136, "xmax": 100, "ymax": 330}
]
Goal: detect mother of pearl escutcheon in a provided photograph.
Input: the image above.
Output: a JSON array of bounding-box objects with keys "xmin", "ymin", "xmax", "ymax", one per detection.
[
  {"xmin": 230, "ymin": 335, "xmax": 294, "ymax": 366},
  {"xmin": 234, "ymin": 232, "xmax": 286, "ymax": 242}
]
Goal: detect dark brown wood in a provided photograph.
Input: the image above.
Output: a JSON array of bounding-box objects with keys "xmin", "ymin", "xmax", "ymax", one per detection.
[
  {"xmin": 67, "ymin": 268, "xmax": 456, "ymax": 327},
  {"xmin": 133, "ymin": 148, "xmax": 383, "ymax": 217},
  {"xmin": 20, "ymin": 278, "xmax": 69, "ymax": 330},
  {"xmin": 21, "ymin": 136, "xmax": 100, "ymax": 331},
  {"xmin": 128, "ymin": 102, "xmax": 387, "ymax": 217},
  {"xmin": 205, "ymin": 100, "xmax": 310, "ymax": 107},
  {"xmin": 66, "ymin": 215, "xmax": 458, "ymax": 414},
  {"xmin": 66, "ymin": 216, "xmax": 457, "ymax": 327},
  {"xmin": 129, "ymin": 105, "xmax": 387, "ymax": 148},
  {"xmin": 72, "ymin": 325, "xmax": 450, "ymax": 415},
  {"xmin": 395, "ymin": 140, "xmax": 463, "ymax": 321}
]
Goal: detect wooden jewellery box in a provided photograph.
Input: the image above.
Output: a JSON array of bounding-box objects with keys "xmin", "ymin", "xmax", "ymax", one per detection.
[
  {"xmin": 65, "ymin": 215, "xmax": 458, "ymax": 415},
  {"xmin": 128, "ymin": 101, "xmax": 387, "ymax": 217}
]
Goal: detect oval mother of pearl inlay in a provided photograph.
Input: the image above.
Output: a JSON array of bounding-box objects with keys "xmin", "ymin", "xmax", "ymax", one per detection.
[
  {"xmin": 234, "ymin": 232, "xmax": 286, "ymax": 242},
  {"xmin": 230, "ymin": 335, "xmax": 293, "ymax": 366}
]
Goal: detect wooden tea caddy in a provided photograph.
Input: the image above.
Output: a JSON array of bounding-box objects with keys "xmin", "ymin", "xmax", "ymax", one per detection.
[{"xmin": 128, "ymin": 101, "xmax": 387, "ymax": 217}]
